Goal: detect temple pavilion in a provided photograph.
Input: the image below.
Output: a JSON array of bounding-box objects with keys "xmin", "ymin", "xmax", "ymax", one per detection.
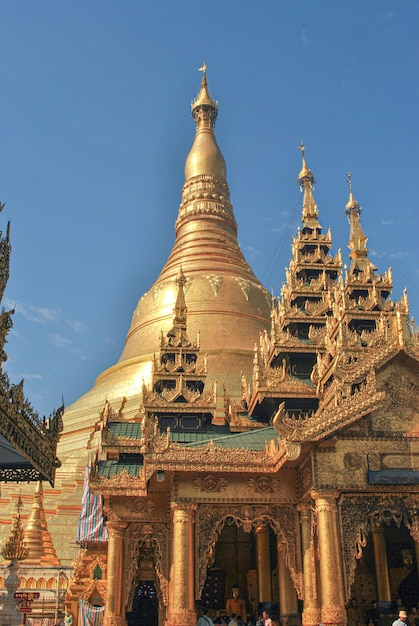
[{"xmin": 0, "ymin": 68, "xmax": 418, "ymax": 626}]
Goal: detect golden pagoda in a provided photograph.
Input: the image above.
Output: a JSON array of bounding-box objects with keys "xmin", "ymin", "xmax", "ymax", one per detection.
[
  {"xmin": 22, "ymin": 481, "xmax": 60, "ymax": 566},
  {"xmin": 0, "ymin": 68, "xmax": 418, "ymax": 626}
]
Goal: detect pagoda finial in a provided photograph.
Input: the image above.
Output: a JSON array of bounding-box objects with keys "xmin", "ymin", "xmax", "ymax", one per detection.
[
  {"xmin": 344, "ymin": 172, "xmax": 376, "ymax": 273},
  {"xmin": 345, "ymin": 171, "xmax": 361, "ymax": 218},
  {"xmin": 191, "ymin": 61, "xmax": 218, "ymax": 125},
  {"xmin": 297, "ymin": 143, "xmax": 322, "ymax": 231},
  {"xmin": 184, "ymin": 65, "xmax": 226, "ymax": 181}
]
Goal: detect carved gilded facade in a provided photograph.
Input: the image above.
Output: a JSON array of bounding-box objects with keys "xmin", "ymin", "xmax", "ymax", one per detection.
[{"xmin": 1, "ymin": 69, "xmax": 417, "ymax": 626}]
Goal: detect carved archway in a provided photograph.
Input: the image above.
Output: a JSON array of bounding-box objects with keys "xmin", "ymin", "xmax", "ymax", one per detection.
[
  {"xmin": 339, "ymin": 494, "xmax": 418, "ymax": 603},
  {"xmin": 195, "ymin": 503, "xmax": 303, "ymax": 601},
  {"xmin": 123, "ymin": 522, "xmax": 169, "ymax": 612}
]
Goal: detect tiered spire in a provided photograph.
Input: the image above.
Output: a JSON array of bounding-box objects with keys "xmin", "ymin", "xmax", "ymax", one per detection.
[
  {"xmin": 1, "ymin": 494, "xmax": 29, "ymax": 563},
  {"xmin": 297, "ymin": 143, "xmax": 322, "ymax": 232},
  {"xmin": 244, "ymin": 147, "xmax": 341, "ymax": 421},
  {"xmin": 166, "ymin": 267, "xmax": 189, "ymax": 347},
  {"xmin": 22, "ymin": 481, "xmax": 60, "ymax": 566},
  {"xmin": 345, "ymin": 172, "xmax": 376, "ymax": 274},
  {"xmin": 143, "ymin": 269, "xmax": 216, "ymax": 435}
]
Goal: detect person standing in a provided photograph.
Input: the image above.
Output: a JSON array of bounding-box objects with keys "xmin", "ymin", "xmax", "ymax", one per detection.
[
  {"xmin": 262, "ymin": 611, "xmax": 274, "ymax": 626},
  {"xmin": 393, "ymin": 610, "xmax": 408, "ymax": 626},
  {"xmin": 197, "ymin": 607, "xmax": 214, "ymax": 626}
]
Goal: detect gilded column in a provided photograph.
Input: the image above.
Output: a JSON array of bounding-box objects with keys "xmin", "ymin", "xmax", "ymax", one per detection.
[
  {"xmin": 408, "ymin": 510, "xmax": 419, "ymax": 587},
  {"xmin": 104, "ymin": 520, "xmax": 128, "ymax": 626},
  {"xmin": 256, "ymin": 524, "xmax": 272, "ymax": 602},
  {"xmin": 297, "ymin": 504, "xmax": 320, "ymax": 626},
  {"xmin": 169, "ymin": 503, "xmax": 197, "ymax": 626},
  {"xmin": 371, "ymin": 523, "xmax": 391, "ymax": 602},
  {"xmin": 312, "ymin": 491, "xmax": 346, "ymax": 626},
  {"xmin": 277, "ymin": 541, "xmax": 298, "ymax": 626}
]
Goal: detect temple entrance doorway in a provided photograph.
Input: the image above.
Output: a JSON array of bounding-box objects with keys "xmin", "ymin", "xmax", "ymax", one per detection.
[
  {"xmin": 200, "ymin": 522, "xmax": 279, "ymax": 622},
  {"xmin": 349, "ymin": 522, "xmax": 418, "ymax": 624},
  {"xmin": 126, "ymin": 581, "xmax": 158, "ymax": 626}
]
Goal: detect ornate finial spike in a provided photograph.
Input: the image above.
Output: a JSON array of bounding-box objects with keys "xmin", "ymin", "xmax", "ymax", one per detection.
[
  {"xmin": 346, "ymin": 171, "xmax": 353, "ymax": 194},
  {"xmin": 198, "ymin": 61, "xmax": 207, "ymax": 75},
  {"xmin": 298, "ymin": 142, "xmax": 305, "ymax": 158}
]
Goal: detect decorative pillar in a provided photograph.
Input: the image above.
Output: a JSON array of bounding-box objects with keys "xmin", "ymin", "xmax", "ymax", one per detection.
[
  {"xmin": 104, "ymin": 520, "xmax": 128, "ymax": 626},
  {"xmin": 169, "ymin": 503, "xmax": 197, "ymax": 626},
  {"xmin": 371, "ymin": 523, "xmax": 391, "ymax": 602},
  {"xmin": 312, "ymin": 491, "xmax": 346, "ymax": 626},
  {"xmin": 298, "ymin": 504, "xmax": 320, "ymax": 626},
  {"xmin": 256, "ymin": 524, "xmax": 272, "ymax": 602},
  {"xmin": 277, "ymin": 541, "xmax": 298, "ymax": 626},
  {"xmin": 408, "ymin": 508, "xmax": 419, "ymax": 601}
]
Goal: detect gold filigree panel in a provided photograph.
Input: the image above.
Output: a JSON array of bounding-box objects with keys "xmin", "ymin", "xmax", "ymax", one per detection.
[
  {"xmin": 124, "ymin": 522, "xmax": 169, "ymax": 611},
  {"xmin": 195, "ymin": 503, "xmax": 303, "ymax": 601},
  {"xmin": 339, "ymin": 494, "xmax": 416, "ymax": 603}
]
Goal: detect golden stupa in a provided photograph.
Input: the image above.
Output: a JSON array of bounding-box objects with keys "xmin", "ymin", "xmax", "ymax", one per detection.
[{"xmin": 39, "ymin": 66, "xmax": 271, "ymax": 562}]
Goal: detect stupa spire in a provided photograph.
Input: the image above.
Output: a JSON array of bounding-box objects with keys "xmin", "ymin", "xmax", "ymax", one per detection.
[
  {"xmin": 345, "ymin": 172, "xmax": 376, "ymax": 273},
  {"xmin": 297, "ymin": 143, "xmax": 322, "ymax": 231},
  {"xmin": 22, "ymin": 481, "xmax": 60, "ymax": 566},
  {"xmin": 184, "ymin": 63, "xmax": 226, "ymax": 181}
]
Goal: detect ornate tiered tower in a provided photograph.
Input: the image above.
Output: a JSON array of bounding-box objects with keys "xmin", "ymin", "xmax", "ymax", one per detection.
[{"xmin": 244, "ymin": 146, "xmax": 342, "ymax": 421}]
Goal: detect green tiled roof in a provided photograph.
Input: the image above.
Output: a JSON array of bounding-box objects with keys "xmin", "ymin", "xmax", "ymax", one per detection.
[
  {"xmin": 109, "ymin": 422, "xmax": 142, "ymax": 438},
  {"xmin": 98, "ymin": 459, "xmax": 142, "ymax": 478},
  {"xmin": 170, "ymin": 425, "xmax": 231, "ymax": 444},
  {"xmin": 106, "ymin": 422, "xmax": 276, "ymax": 452},
  {"xmin": 183, "ymin": 427, "xmax": 276, "ymax": 451}
]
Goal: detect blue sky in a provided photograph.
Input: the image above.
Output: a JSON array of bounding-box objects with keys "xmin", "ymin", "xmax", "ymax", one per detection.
[{"xmin": 0, "ymin": 1, "xmax": 418, "ymax": 418}]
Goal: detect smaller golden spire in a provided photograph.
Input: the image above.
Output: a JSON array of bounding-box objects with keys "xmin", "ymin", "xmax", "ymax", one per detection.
[
  {"xmin": 23, "ymin": 481, "xmax": 60, "ymax": 566},
  {"xmin": 345, "ymin": 172, "xmax": 376, "ymax": 273},
  {"xmin": 166, "ymin": 268, "xmax": 190, "ymax": 347},
  {"xmin": 297, "ymin": 143, "xmax": 322, "ymax": 231},
  {"xmin": 1, "ymin": 494, "xmax": 29, "ymax": 563}
]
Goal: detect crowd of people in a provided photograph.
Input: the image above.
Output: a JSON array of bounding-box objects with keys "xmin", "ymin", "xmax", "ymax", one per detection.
[{"xmin": 197, "ymin": 607, "xmax": 278, "ymax": 626}]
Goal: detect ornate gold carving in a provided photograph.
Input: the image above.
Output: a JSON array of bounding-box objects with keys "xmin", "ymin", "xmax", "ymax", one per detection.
[
  {"xmin": 321, "ymin": 605, "xmax": 347, "ymax": 625},
  {"xmin": 339, "ymin": 494, "xmax": 413, "ymax": 603},
  {"xmin": 171, "ymin": 503, "xmax": 197, "ymax": 525},
  {"xmin": 343, "ymin": 453, "xmax": 363, "ymax": 471},
  {"xmin": 382, "ymin": 369, "xmax": 418, "ymax": 417},
  {"xmin": 193, "ymin": 475, "xmax": 227, "ymax": 492},
  {"xmin": 236, "ymin": 278, "xmax": 252, "ymax": 301},
  {"xmin": 195, "ymin": 503, "xmax": 303, "ymax": 601},
  {"xmin": 247, "ymin": 476, "xmax": 281, "ymax": 494},
  {"xmin": 124, "ymin": 522, "xmax": 169, "ymax": 610},
  {"xmin": 127, "ymin": 498, "xmax": 155, "ymax": 514},
  {"xmin": 168, "ymin": 608, "xmax": 197, "ymax": 626},
  {"xmin": 91, "ymin": 467, "xmax": 148, "ymax": 497},
  {"xmin": 205, "ymin": 274, "xmax": 223, "ymax": 296},
  {"xmin": 302, "ymin": 607, "xmax": 321, "ymax": 626}
]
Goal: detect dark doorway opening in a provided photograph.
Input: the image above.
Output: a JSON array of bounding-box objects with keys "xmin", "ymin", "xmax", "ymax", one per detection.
[{"xmin": 127, "ymin": 581, "xmax": 158, "ymax": 626}]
